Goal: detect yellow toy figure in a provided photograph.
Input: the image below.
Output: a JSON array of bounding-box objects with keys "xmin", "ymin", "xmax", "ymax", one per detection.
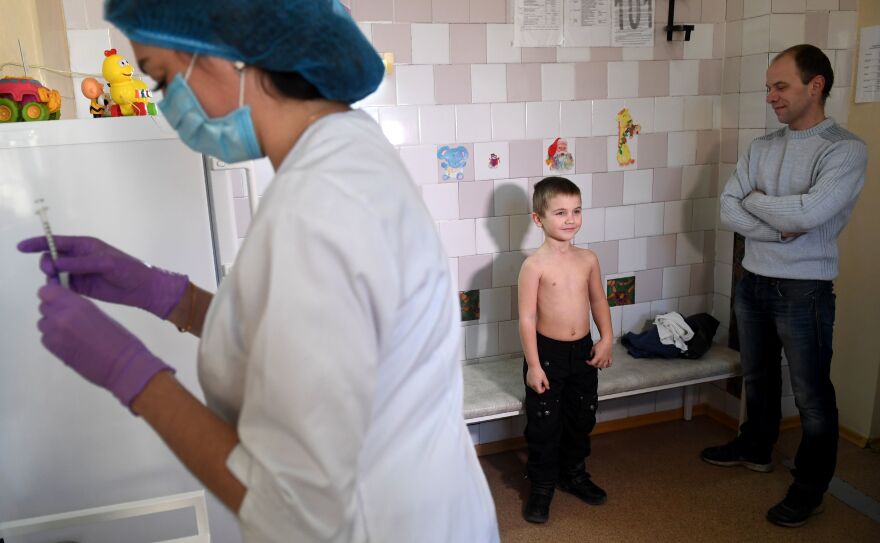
[
  {"xmin": 80, "ymin": 78, "xmax": 105, "ymax": 117},
  {"xmin": 616, "ymin": 108, "xmax": 640, "ymax": 167},
  {"xmin": 101, "ymin": 48, "xmax": 155, "ymax": 116}
]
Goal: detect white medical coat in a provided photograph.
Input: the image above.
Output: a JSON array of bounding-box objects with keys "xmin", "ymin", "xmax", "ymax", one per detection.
[{"xmin": 198, "ymin": 110, "xmax": 499, "ymax": 542}]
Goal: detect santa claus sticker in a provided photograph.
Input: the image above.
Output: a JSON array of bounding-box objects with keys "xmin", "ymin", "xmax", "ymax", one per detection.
[{"xmin": 543, "ymin": 137, "xmax": 576, "ymax": 175}]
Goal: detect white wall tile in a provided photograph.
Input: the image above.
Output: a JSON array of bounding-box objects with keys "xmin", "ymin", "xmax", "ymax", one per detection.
[
  {"xmin": 471, "ymin": 64, "xmax": 508, "ymax": 103},
  {"xmin": 664, "ymin": 200, "xmax": 694, "ymax": 234},
  {"xmin": 692, "ymin": 197, "xmax": 718, "ymax": 231},
  {"xmin": 725, "ymin": 20, "xmax": 743, "ymax": 58},
  {"xmin": 684, "ymin": 96, "xmax": 715, "ymax": 131},
  {"xmin": 675, "ymin": 231, "xmax": 705, "ymax": 265},
  {"xmin": 465, "ymin": 323, "xmax": 499, "ymax": 358},
  {"xmin": 669, "ymin": 60, "xmax": 700, "ymax": 96},
  {"xmin": 456, "ymin": 104, "xmax": 492, "ymax": 142},
  {"xmin": 560, "ymin": 100, "xmax": 593, "ymax": 137},
  {"xmin": 769, "ymin": 14, "xmax": 805, "ymax": 53},
  {"xmin": 474, "ymin": 141, "xmax": 510, "ymax": 180},
  {"xmin": 397, "ymin": 65, "xmax": 435, "ymax": 105},
  {"xmin": 834, "ymin": 49, "xmax": 853, "ymax": 89},
  {"xmin": 494, "ymin": 178, "xmax": 530, "ymax": 215},
  {"xmin": 714, "ymin": 262, "xmax": 733, "ymax": 297},
  {"xmin": 592, "ymin": 99, "xmax": 626, "ymax": 136},
  {"xmin": 627, "ymin": 98, "xmax": 655, "ymax": 134},
  {"xmin": 498, "ymin": 320, "xmax": 522, "ymax": 354},
  {"xmin": 740, "ymin": 54, "xmax": 770, "ymax": 93},
  {"xmin": 716, "ymin": 230, "xmax": 735, "ymax": 263},
  {"xmin": 683, "ymin": 24, "xmax": 715, "ymax": 60},
  {"xmin": 605, "ymin": 206, "xmax": 635, "ymax": 241},
  {"xmin": 542, "ymin": 63, "xmax": 576, "ymax": 101},
  {"xmin": 479, "ymin": 287, "xmax": 512, "ymax": 323},
  {"xmin": 510, "ymin": 214, "xmax": 544, "ymax": 249},
  {"xmin": 744, "ymin": 0, "xmax": 772, "ymax": 18},
  {"xmin": 439, "ymin": 219, "xmax": 476, "ymax": 257},
  {"xmin": 569, "ymin": 174, "xmax": 593, "ymax": 209},
  {"xmin": 63, "ymin": 0, "xmax": 89, "ymax": 29},
  {"xmin": 491, "ymin": 102, "xmax": 526, "ymax": 140},
  {"xmin": 828, "ymin": 11, "xmax": 857, "ymax": 50},
  {"xmin": 576, "ymin": 208, "xmax": 605, "ymax": 243},
  {"xmin": 476, "ymin": 216, "xmax": 510, "ymax": 253},
  {"xmin": 486, "ymin": 23, "xmax": 521, "ymax": 63},
  {"xmin": 558, "ymin": 46, "xmax": 591, "ymax": 62},
  {"xmin": 380, "ymin": 106, "xmax": 420, "ymax": 145},
  {"xmin": 493, "ymin": 251, "xmax": 527, "ymax": 287},
  {"xmin": 622, "ymin": 47, "xmax": 653, "ymax": 61},
  {"xmin": 654, "ymin": 97, "xmax": 685, "ymax": 132},
  {"xmin": 667, "ymin": 131, "xmax": 697, "ymax": 167},
  {"xmin": 412, "ymin": 24, "xmax": 450, "ymax": 64},
  {"xmin": 422, "ymin": 183, "xmax": 459, "ymax": 220},
  {"xmin": 742, "ymin": 15, "xmax": 770, "ymax": 56},
  {"xmin": 682, "ymin": 164, "xmax": 714, "ymax": 199},
  {"xmin": 806, "ymin": 0, "xmax": 839, "ymax": 10},
  {"xmin": 827, "ymin": 86, "xmax": 850, "ymax": 125},
  {"xmin": 739, "ymin": 92, "xmax": 767, "ymax": 129},
  {"xmin": 608, "ymin": 61, "xmax": 639, "ymax": 98},
  {"xmin": 662, "ymin": 265, "xmax": 692, "ymax": 298},
  {"xmin": 66, "ymin": 29, "xmax": 111, "ymax": 73},
  {"xmin": 712, "ymin": 293, "xmax": 731, "ymax": 329},
  {"xmin": 772, "ymin": 0, "xmax": 805, "ymax": 12},
  {"xmin": 526, "ymin": 101, "xmax": 561, "ymax": 139},
  {"xmin": 619, "ymin": 237, "xmax": 648, "ymax": 273},
  {"xmin": 634, "ymin": 202, "xmax": 664, "ymax": 237},
  {"xmin": 621, "ymin": 302, "xmax": 653, "ymax": 335},
  {"xmin": 622, "ymin": 169, "xmax": 653, "ymax": 205},
  {"xmin": 419, "ymin": 105, "xmax": 456, "ymax": 144},
  {"xmin": 449, "ymin": 257, "xmax": 460, "ymax": 292},
  {"xmin": 651, "ymin": 298, "xmax": 680, "ymax": 316},
  {"xmin": 679, "ymin": 294, "xmax": 710, "ymax": 315},
  {"xmin": 399, "ymin": 146, "xmax": 438, "ymax": 185}
]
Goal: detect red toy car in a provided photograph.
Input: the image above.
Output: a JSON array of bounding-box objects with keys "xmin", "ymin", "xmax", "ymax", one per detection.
[{"xmin": 0, "ymin": 77, "xmax": 62, "ymax": 122}]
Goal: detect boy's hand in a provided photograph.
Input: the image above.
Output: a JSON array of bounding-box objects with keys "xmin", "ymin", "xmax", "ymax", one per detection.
[
  {"xmin": 526, "ymin": 366, "xmax": 550, "ymax": 394},
  {"xmin": 588, "ymin": 339, "xmax": 613, "ymax": 369}
]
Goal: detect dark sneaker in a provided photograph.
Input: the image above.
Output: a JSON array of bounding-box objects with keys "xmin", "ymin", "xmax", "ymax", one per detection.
[
  {"xmin": 700, "ymin": 438, "xmax": 773, "ymax": 473},
  {"xmin": 767, "ymin": 493, "xmax": 824, "ymax": 527},
  {"xmin": 558, "ymin": 471, "xmax": 607, "ymax": 505},
  {"xmin": 523, "ymin": 487, "xmax": 554, "ymax": 524}
]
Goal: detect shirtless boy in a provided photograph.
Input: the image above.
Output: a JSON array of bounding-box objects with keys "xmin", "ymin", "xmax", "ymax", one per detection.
[{"xmin": 518, "ymin": 176, "xmax": 613, "ymax": 524}]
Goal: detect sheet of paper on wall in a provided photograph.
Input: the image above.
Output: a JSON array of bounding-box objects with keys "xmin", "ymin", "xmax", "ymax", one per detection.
[
  {"xmin": 514, "ymin": 0, "xmax": 563, "ymax": 47},
  {"xmin": 563, "ymin": 0, "xmax": 612, "ymax": 47},
  {"xmin": 610, "ymin": 0, "xmax": 655, "ymax": 48},
  {"xmin": 855, "ymin": 25, "xmax": 880, "ymax": 104}
]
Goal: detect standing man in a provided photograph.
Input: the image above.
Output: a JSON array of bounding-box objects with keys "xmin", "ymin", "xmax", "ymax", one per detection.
[{"xmin": 703, "ymin": 44, "xmax": 867, "ymax": 527}]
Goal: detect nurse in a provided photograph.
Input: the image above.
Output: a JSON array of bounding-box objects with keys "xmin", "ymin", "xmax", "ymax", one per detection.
[{"xmin": 18, "ymin": 1, "xmax": 499, "ymax": 541}]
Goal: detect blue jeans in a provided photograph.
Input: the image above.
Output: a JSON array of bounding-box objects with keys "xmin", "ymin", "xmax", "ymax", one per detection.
[{"xmin": 735, "ymin": 270, "xmax": 838, "ymax": 502}]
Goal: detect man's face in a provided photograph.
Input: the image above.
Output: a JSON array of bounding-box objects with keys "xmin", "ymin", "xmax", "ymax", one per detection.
[{"xmin": 765, "ymin": 54, "xmax": 824, "ymax": 128}]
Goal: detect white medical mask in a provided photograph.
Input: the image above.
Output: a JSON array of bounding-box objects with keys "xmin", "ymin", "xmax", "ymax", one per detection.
[{"xmin": 159, "ymin": 54, "xmax": 264, "ymax": 163}]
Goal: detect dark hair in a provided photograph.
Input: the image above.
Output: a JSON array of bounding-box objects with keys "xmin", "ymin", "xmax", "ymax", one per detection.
[
  {"xmin": 532, "ymin": 177, "xmax": 581, "ymax": 216},
  {"xmin": 261, "ymin": 71, "xmax": 325, "ymax": 101},
  {"xmin": 774, "ymin": 44, "xmax": 834, "ymax": 104}
]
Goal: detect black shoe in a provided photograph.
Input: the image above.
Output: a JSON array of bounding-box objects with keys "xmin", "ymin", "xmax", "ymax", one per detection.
[
  {"xmin": 700, "ymin": 438, "xmax": 773, "ymax": 473},
  {"xmin": 523, "ymin": 487, "xmax": 554, "ymax": 524},
  {"xmin": 558, "ymin": 469, "xmax": 607, "ymax": 505},
  {"xmin": 767, "ymin": 492, "xmax": 824, "ymax": 527}
]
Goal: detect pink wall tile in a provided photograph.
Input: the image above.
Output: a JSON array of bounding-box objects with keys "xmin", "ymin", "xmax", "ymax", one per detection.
[
  {"xmin": 437, "ymin": 142, "xmax": 476, "ymax": 182},
  {"xmin": 702, "ymin": 0, "xmax": 726, "ymax": 23},
  {"xmin": 508, "ymin": 140, "xmax": 543, "ymax": 178},
  {"xmin": 422, "ymin": 183, "xmax": 459, "ymax": 220},
  {"xmin": 589, "ymin": 240, "xmax": 619, "ymax": 275},
  {"xmin": 689, "ymin": 262, "xmax": 715, "ymax": 295},
  {"xmin": 638, "ymin": 61, "xmax": 670, "ymax": 97},
  {"xmin": 723, "ymin": 57, "xmax": 740, "ymax": 94},
  {"xmin": 638, "ymin": 133, "xmax": 669, "ymax": 169},
  {"xmin": 434, "ymin": 65, "xmax": 472, "ymax": 104},
  {"xmin": 459, "ymin": 254, "xmax": 493, "ymax": 290},
  {"xmin": 371, "ymin": 23, "xmax": 412, "ymax": 63},
  {"xmin": 704, "ymin": 229, "xmax": 716, "ymax": 260},
  {"xmin": 695, "ymin": 130, "xmax": 721, "ymax": 165},
  {"xmin": 469, "ymin": 0, "xmax": 506, "ymax": 23},
  {"xmin": 635, "ymin": 268, "xmax": 663, "ymax": 303},
  {"xmin": 521, "ymin": 48, "xmax": 557, "ymax": 63},
  {"xmin": 840, "ymin": 0, "xmax": 857, "ymax": 9},
  {"xmin": 574, "ymin": 137, "xmax": 607, "ymax": 174},
  {"xmin": 433, "ymin": 0, "xmax": 469, "ymax": 23},
  {"xmin": 354, "ymin": 0, "xmax": 393, "ymax": 21},
  {"xmin": 699, "ymin": 59, "xmax": 723, "ymax": 95},
  {"xmin": 507, "ymin": 64, "xmax": 542, "ymax": 102},
  {"xmin": 591, "ymin": 48, "xmax": 623, "ymax": 62},
  {"xmin": 721, "ymin": 129, "xmax": 738, "ymax": 164},
  {"xmin": 727, "ymin": 0, "xmax": 744, "ymax": 21},
  {"xmin": 657, "ymin": 0, "xmax": 700, "ymax": 23},
  {"xmin": 646, "ymin": 234, "xmax": 677, "ymax": 269},
  {"xmin": 805, "ymin": 12, "xmax": 829, "ymax": 50},
  {"xmin": 450, "ymin": 24, "xmax": 487, "ymax": 64},
  {"xmin": 460, "ymin": 180, "xmax": 496, "ymax": 218},
  {"xmin": 652, "ymin": 167, "xmax": 683, "ymax": 202},
  {"xmin": 592, "ymin": 172, "xmax": 624, "ymax": 208},
  {"xmin": 394, "ymin": 0, "xmax": 431, "ymax": 22},
  {"xmin": 575, "ymin": 62, "xmax": 608, "ymax": 99}
]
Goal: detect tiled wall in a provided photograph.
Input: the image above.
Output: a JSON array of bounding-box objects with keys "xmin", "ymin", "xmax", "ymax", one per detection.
[{"xmin": 707, "ymin": 0, "xmax": 858, "ymax": 420}]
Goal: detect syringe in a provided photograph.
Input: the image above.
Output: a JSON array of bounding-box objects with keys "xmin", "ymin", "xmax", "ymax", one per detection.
[{"xmin": 34, "ymin": 199, "xmax": 69, "ymax": 288}]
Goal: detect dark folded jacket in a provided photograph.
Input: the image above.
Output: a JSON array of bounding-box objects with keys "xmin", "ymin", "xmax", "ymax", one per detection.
[{"xmin": 621, "ymin": 313, "xmax": 720, "ymax": 359}]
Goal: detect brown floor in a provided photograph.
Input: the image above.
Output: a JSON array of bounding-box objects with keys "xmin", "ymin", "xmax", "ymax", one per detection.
[{"xmin": 480, "ymin": 417, "xmax": 880, "ymax": 542}]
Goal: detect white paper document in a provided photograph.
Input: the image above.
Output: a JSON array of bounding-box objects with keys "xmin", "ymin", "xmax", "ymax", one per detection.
[
  {"xmin": 611, "ymin": 0, "xmax": 655, "ymax": 47},
  {"xmin": 515, "ymin": 0, "xmax": 564, "ymax": 47},
  {"xmin": 515, "ymin": 0, "xmax": 653, "ymax": 48},
  {"xmin": 856, "ymin": 25, "xmax": 880, "ymax": 104}
]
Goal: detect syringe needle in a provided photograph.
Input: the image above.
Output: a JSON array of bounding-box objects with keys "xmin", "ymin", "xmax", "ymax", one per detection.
[{"xmin": 34, "ymin": 199, "xmax": 69, "ymax": 288}]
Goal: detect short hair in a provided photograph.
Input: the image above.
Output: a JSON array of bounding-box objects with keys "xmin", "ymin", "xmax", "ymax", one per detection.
[
  {"xmin": 773, "ymin": 44, "xmax": 834, "ymax": 104},
  {"xmin": 532, "ymin": 176, "xmax": 581, "ymax": 216}
]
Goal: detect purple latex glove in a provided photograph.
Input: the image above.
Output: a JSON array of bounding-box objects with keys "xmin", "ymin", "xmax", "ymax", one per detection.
[
  {"xmin": 37, "ymin": 282, "xmax": 174, "ymax": 408},
  {"xmin": 18, "ymin": 236, "xmax": 188, "ymax": 319}
]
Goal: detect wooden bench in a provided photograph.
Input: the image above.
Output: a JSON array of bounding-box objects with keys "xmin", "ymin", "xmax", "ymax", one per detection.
[{"xmin": 463, "ymin": 342, "xmax": 742, "ymax": 425}]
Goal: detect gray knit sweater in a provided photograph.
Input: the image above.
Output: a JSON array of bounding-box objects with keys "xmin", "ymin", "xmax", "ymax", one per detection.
[{"xmin": 720, "ymin": 117, "xmax": 867, "ymax": 280}]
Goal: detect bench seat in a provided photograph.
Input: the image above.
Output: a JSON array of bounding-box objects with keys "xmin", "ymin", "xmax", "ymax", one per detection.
[{"xmin": 463, "ymin": 342, "xmax": 741, "ymax": 424}]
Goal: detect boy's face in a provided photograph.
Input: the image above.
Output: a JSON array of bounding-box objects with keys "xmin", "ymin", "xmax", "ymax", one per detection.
[{"xmin": 532, "ymin": 193, "xmax": 582, "ymax": 242}]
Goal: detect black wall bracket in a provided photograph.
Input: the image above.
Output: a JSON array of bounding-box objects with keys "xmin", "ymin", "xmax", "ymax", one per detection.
[{"xmin": 665, "ymin": 0, "xmax": 695, "ymax": 41}]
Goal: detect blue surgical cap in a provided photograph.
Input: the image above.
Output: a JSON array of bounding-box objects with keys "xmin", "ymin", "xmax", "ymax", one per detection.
[{"xmin": 104, "ymin": 0, "xmax": 383, "ymax": 104}]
